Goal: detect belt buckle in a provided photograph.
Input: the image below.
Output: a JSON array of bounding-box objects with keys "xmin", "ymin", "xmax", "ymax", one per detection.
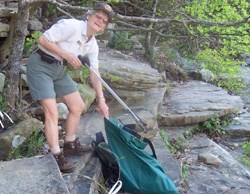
[
  {"xmin": 55, "ymin": 59, "xmax": 63, "ymax": 65},
  {"xmin": 58, "ymin": 60, "xmax": 63, "ymax": 65}
]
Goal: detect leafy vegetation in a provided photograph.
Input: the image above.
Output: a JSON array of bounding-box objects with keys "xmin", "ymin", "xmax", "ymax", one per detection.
[
  {"xmin": 160, "ymin": 130, "xmax": 188, "ymax": 155},
  {"xmin": 7, "ymin": 128, "xmax": 45, "ymax": 160},
  {"xmin": 160, "ymin": 129, "xmax": 189, "ymax": 190},
  {"xmin": 0, "ymin": 96, "xmax": 8, "ymax": 112},
  {"xmin": 242, "ymin": 141, "xmax": 250, "ymax": 157},
  {"xmin": 143, "ymin": 0, "xmax": 250, "ymax": 93},
  {"xmin": 23, "ymin": 31, "xmax": 42, "ymax": 54},
  {"xmin": 242, "ymin": 157, "xmax": 250, "ymax": 168},
  {"xmin": 180, "ymin": 162, "xmax": 189, "ymax": 188},
  {"xmin": 102, "ymin": 73, "xmax": 120, "ymax": 83},
  {"xmin": 184, "ymin": 116, "xmax": 231, "ymax": 140},
  {"xmin": 196, "ymin": 49, "xmax": 246, "ymax": 93},
  {"xmin": 79, "ymin": 66, "xmax": 90, "ymax": 83},
  {"xmin": 43, "ymin": 4, "xmax": 57, "ymax": 18},
  {"xmin": 108, "ymin": 32, "xmax": 133, "ymax": 51},
  {"xmin": 160, "ymin": 130, "xmax": 178, "ymax": 154},
  {"xmin": 165, "ymin": 80, "xmax": 172, "ymax": 95},
  {"xmin": 180, "ymin": 0, "xmax": 249, "ymax": 92},
  {"xmin": 242, "ymin": 141, "xmax": 250, "ymax": 168},
  {"xmin": 181, "ymin": 0, "xmax": 249, "ymax": 54}
]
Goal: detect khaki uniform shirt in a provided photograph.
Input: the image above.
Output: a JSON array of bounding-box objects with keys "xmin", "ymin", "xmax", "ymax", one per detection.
[{"xmin": 39, "ymin": 19, "xmax": 99, "ymax": 69}]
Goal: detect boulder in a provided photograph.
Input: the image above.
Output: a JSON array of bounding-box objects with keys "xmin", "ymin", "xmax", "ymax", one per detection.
[
  {"xmin": 0, "ymin": 22, "xmax": 9, "ymax": 37},
  {"xmin": 0, "ymin": 118, "xmax": 43, "ymax": 156},
  {"xmin": 159, "ymin": 80, "xmax": 244, "ymax": 126},
  {"xmin": 98, "ymin": 48, "xmax": 163, "ymax": 100}
]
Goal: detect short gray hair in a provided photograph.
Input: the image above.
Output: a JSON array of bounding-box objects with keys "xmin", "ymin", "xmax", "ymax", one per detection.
[{"xmin": 85, "ymin": 10, "xmax": 95, "ymax": 17}]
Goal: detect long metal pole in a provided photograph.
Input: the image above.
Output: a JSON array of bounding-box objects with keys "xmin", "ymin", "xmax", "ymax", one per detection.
[
  {"xmin": 78, "ymin": 56, "xmax": 145, "ymax": 126},
  {"xmin": 90, "ymin": 66, "xmax": 141, "ymax": 123}
]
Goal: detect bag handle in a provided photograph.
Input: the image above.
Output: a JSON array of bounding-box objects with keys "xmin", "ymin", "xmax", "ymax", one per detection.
[
  {"xmin": 108, "ymin": 180, "xmax": 122, "ymax": 194},
  {"xmin": 91, "ymin": 131, "xmax": 106, "ymax": 149},
  {"xmin": 123, "ymin": 124, "xmax": 157, "ymax": 159}
]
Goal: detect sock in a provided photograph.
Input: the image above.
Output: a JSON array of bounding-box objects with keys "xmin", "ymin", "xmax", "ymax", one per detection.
[
  {"xmin": 50, "ymin": 146, "xmax": 61, "ymax": 155},
  {"xmin": 65, "ymin": 135, "xmax": 76, "ymax": 142}
]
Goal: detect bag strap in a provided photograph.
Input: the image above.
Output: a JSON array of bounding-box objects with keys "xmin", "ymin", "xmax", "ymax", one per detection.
[
  {"xmin": 123, "ymin": 124, "xmax": 157, "ymax": 159},
  {"xmin": 96, "ymin": 131, "xmax": 106, "ymax": 144},
  {"xmin": 91, "ymin": 131, "xmax": 106, "ymax": 148},
  {"xmin": 92, "ymin": 131, "xmax": 122, "ymax": 194}
]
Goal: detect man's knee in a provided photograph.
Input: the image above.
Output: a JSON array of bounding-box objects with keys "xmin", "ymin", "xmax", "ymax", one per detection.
[
  {"xmin": 44, "ymin": 110, "xmax": 59, "ymax": 121},
  {"xmin": 69, "ymin": 101, "xmax": 85, "ymax": 115}
]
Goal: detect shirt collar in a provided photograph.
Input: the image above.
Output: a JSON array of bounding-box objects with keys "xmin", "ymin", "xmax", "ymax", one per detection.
[
  {"xmin": 81, "ymin": 20, "xmax": 88, "ymax": 37},
  {"xmin": 82, "ymin": 20, "xmax": 93, "ymax": 42}
]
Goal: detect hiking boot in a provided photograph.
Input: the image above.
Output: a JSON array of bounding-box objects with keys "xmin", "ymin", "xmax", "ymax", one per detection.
[
  {"xmin": 53, "ymin": 151, "xmax": 75, "ymax": 173},
  {"xmin": 63, "ymin": 137, "xmax": 93, "ymax": 156}
]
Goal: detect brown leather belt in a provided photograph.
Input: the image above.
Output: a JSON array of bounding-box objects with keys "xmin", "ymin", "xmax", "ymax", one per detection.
[
  {"xmin": 36, "ymin": 49, "xmax": 46, "ymax": 56},
  {"xmin": 36, "ymin": 49, "xmax": 63, "ymax": 65}
]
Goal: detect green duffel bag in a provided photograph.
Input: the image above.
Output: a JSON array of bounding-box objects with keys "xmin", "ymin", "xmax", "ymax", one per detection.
[{"xmin": 103, "ymin": 117, "xmax": 179, "ymax": 194}]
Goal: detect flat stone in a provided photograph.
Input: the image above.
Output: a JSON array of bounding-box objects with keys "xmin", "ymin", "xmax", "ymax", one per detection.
[
  {"xmin": 198, "ymin": 152, "xmax": 223, "ymax": 165},
  {"xmin": 0, "ymin": 7, "xmax": 17, "ymax": 17},
  {"xmin": 0, "ymin": 21, "xmax": 10, "ymax": 37},
  {"xmin": 186, "ymin": 134, "xmax": 250, "ymax": 194},
  {"xmin": 159, "ymin": 80, "xmax": 244, "ymax": 126},
  {"xmin": 222, "ymin": 111, "xmax": 250, "ymax": 137},
  {"xmin": 149, "ymin": 133, "xmax": 182, "ymax": 186},
  {"xmin": 0, "ymin": 154, "xmax": 69, "ymax": 193},
  {"xmin": 28, "ymin": 18, "xmax": 43, "ymax": 31},
  {"xmin": 99, "ymin": 49, "xmax": 162, "ymax": 91}
]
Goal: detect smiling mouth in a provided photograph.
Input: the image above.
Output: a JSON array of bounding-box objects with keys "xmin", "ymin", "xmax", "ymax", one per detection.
[{"xmin": 94, "ymin": 22, "xmax": 101, "ymax": 28}]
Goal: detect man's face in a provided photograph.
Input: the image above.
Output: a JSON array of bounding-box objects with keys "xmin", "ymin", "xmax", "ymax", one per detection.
[{"xmin": 87, "ymin": 11, "xmax": 109, "ymax": 33}]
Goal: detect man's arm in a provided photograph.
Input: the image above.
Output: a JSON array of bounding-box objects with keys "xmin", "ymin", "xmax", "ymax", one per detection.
[
  {"xmin": 89, "ymin": 68, "xmax": 109, "ymax": 118},
  {"xmin": 38, "ymin": 35, "xmax": 82, "ymax": 69}
]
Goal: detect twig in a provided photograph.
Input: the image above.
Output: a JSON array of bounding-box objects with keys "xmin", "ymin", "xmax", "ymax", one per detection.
[
  {"xmin": 56, "ymin": 6, "xmax": 73, "ymax": 18},
  {"xmin": 80, "ymin": 174, "xmax": 109, "ymax": 194}
]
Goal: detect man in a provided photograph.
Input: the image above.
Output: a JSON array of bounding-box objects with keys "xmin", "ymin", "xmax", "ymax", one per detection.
[{"xmin": 26, "ymin": 2, "xmax": 115, "ymax": 173}]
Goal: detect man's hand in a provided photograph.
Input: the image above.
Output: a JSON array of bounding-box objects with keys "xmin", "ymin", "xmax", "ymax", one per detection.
[
  {"xmin": 97, "ymin": 98, "xmax": 109, "ymax": 118},
  {"xmin": 65, "ymin": 53, "xmax": 83, "ymax": 69}
]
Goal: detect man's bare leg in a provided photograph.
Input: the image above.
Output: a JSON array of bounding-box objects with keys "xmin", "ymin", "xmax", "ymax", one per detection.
[
  {"xmin": 62, "ymin": 91, "xmax": 85, "ymax": 140},
  {"xmin": 62, "ymin": 91, "xmax": 92, "ymax": 154},
  {"xmin": 40, "ymin": 98, "xmax": 60, "ymax": 153},
  {"xmin": 40, "ymin": 98, "xmax": 75, "ymax": 173}
]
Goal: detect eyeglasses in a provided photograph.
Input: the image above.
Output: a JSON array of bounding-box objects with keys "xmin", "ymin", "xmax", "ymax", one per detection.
[{"xmin": 94, "ymin": 13, "xmax": 109, "ymax": 25}]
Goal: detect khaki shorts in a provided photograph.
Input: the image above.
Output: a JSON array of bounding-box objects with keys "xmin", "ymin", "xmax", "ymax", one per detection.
[{"xmin": 26, "ymin": 52, "xmax": 77, "ymax": 101}]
